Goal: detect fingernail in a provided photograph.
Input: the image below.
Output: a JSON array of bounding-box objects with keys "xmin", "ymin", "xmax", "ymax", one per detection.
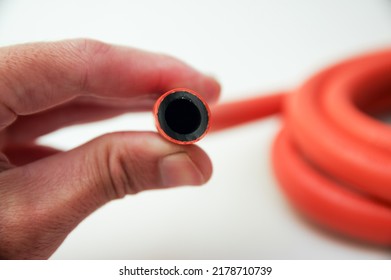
[{"xmin": 159, "ymin": 152, "xmax": 205, "ymax": 187}]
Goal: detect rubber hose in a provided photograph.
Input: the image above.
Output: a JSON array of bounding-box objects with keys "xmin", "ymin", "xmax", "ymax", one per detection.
[
  {"xmin": 154, "ymin": 88, "xmax": 210, "ymax": 145},
  {"xmin": 211, "ymin": 49, "xmax": 391, "ymax": 246}
]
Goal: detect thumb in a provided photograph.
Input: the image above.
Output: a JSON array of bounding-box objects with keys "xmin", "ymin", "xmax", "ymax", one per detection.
[{"xmin": 0, "ymin": 132, "xmax": 211, "ymax": 259}]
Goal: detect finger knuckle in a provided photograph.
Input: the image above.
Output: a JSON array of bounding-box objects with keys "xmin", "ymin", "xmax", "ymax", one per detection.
[
  {"xmin": 70, "ymin": 38, "xmax": 111, "ymax": 58},
  {"xmin": 98, "ymin": 134, "xmax": 140, "ymax": 200},
  {"xmin": 65, "ymin": 38, "xmax": 111, "ymax": 92},
  {"xmin": 101, "ymin": 133, "xmax": 164, "ymax": 200}
]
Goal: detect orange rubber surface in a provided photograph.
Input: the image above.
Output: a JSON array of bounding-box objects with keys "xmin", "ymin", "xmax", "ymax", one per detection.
[{"xmin": 211, "ymin": 50, "xmax": 391, "ymax": 245}]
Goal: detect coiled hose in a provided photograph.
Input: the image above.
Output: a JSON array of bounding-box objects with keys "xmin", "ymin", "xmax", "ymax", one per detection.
[{"xmin": 211, "ymin": 50, "xmax": 391, "ymax": 246}]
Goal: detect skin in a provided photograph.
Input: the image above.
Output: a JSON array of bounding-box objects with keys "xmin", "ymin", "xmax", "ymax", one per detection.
[{"xmin": 0, "ymin": 39, "xmax": 221, "ymax": 259}]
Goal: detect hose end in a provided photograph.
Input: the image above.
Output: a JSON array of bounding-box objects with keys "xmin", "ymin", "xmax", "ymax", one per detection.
[{"xmin": 154, "ymin": 88, "xmax": 210, "ymax": 145}]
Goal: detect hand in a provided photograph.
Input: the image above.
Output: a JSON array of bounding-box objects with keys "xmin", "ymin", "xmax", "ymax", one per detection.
[{"xmin": 0, "ymin": 39, "xmax": 220, "ymax": 259}]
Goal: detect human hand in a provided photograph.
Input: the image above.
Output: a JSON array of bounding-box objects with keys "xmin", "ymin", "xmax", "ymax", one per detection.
[{"xmin": 0, "ymin": 39, "xmax": 220, "ymax": 259}]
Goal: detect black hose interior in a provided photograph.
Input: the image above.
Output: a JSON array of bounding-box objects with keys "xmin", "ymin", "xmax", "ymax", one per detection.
[{"xmin": 164, "ymin": 98, "xmax": 201, "ymax": 134}]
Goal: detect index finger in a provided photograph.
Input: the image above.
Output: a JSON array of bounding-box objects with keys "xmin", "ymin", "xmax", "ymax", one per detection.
[{"xmin": 0, "ymin": 39, "xmax": 220, "ymax": 129}]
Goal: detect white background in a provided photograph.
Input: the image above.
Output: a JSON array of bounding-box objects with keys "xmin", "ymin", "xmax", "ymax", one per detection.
[{"xmin": 0, "ymin": 0, "xmax": 390, "ymax": 259}]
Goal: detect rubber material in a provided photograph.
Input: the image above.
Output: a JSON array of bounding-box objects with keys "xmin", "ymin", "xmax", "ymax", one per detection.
[
  {"xmin": 154, "ymin": 88, "xmax": 210, "ymax": 145},
  {"xmin": 211, "ymin": 50, "xmax": 391, "ymax": 245}
]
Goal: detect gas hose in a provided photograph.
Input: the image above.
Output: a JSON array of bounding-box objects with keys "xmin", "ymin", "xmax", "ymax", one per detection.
[{"xmin": 155, "ymin": 50, "xmax": 391, "ymax": 246}]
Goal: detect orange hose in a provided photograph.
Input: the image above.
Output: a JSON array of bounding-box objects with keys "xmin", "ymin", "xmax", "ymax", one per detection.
[
  {"xmin": 154, "ymin": 88, "xmax": 211, "ymax": 145},
  {"xmin": 210, "ymin": 93, "xmax": 286, "ymax": 132},
  {"xmin": 211, "ymin": 50, "xmax": 391, "ymax": 245}
]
